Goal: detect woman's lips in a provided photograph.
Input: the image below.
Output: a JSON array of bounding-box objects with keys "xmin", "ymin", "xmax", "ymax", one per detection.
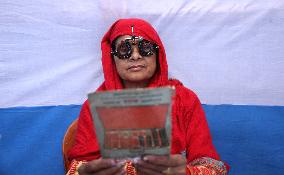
[{"xmin": 128, "ymin": 65, "xmax": 145, "ymax": 71}]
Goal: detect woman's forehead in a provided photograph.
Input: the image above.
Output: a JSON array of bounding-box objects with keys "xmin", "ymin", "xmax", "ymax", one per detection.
[
  {"xmin": 115, "ymin": 35, "xmax": 132, "ymax": 43},
  {"xmin": 114, "ymin": 35, "xmax": 155, "ymax": 46}
]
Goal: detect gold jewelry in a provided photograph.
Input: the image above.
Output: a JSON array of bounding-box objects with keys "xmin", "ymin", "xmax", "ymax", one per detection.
[{"xmin": 162, "ymin": 167, "xmax": 172, "ymax": 175}]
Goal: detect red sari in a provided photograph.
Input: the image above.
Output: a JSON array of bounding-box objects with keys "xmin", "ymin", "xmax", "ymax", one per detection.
[{"xmin": 66, "ymin": 18, "xmax": 228, "ymax": 175}]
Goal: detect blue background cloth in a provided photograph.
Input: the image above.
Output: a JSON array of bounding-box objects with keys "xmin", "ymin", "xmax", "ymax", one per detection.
[{"xmin": 1, "ymin": 104, "xmax": 283, "ymax": 175}]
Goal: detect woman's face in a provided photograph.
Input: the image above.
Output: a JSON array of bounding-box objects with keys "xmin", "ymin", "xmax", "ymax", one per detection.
[{"xmin": 113, "ymin": 35, "xmax": 157, "ymax": 87}]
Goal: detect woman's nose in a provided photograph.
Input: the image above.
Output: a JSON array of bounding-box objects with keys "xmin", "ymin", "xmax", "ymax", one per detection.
[{"xmin": 129, "ymin": 46, "xmax": 142, "ymax": 61}]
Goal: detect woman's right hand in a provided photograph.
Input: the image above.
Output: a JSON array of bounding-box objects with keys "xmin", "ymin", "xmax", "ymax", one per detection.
[{"xmin": 78, "ymin": 159, "xmax": 126, "ymax": 175}]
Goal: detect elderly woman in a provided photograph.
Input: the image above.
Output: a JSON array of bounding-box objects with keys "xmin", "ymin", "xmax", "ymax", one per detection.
[{"xmin": 66, "ymin": 18, "xmax": 229, "ymax": 175}]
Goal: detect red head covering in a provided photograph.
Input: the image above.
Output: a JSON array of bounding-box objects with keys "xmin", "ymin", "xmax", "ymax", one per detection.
[{"xmin": 99, "ymin": 18, "xmax": 169, "ymax": 90}]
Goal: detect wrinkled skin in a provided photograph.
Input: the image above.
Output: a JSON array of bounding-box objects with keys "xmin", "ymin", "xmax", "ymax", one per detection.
[
  {"xmin": 78, "ymin": 159, "xmax": 125, "ymax": 175},
  {"xmin": 135, "ymin": 154, "xmax": 187, "ymax": 175}
]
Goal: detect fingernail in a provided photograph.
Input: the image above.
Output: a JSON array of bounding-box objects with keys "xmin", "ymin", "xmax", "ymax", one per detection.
[
  {"xmin": 110, "ymin": 160, "xmax": 116, "ymax": 166},
  {"xmin": 143, "ymin": 156, "xmax": 149, "ymax": 161},
  {"xmin": 116, "ymin": 160, "xmax": 126, "ymax": 167},
  {"xmin": 133, "ymin": 157, "xmax": 141, "ymax": 164}
]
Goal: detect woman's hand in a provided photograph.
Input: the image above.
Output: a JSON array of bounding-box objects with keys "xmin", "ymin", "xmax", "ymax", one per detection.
[
  {"xmin": 135, "ymin": 154, "xmax": 187, "ymax": 175},
  {"xmin": 78, "ymin": 158, "xmax": 126, "ymax": 175}
]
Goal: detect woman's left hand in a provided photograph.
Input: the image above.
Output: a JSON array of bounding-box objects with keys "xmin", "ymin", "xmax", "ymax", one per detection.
[{"xmin": 135, "ymin": 154, "xmax": 187, "ymax": 175}]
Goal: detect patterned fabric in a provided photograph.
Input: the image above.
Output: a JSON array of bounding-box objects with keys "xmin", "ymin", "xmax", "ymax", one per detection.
[
  {"xmin": 66, "ymin": 160, "xmax": 86, "ymax": 175},
  {"xmin": 187, "ymin": 157, "xmax": 227, "ymax": 175},
  {"xmin": 125, "ymin": 161, "xmax": 137, "ymax": 175}
]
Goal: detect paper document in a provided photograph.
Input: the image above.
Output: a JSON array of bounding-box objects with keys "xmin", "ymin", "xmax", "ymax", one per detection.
[{"xmin": 88, "ymin": 87, "xmax": 174, "ymax": 158}]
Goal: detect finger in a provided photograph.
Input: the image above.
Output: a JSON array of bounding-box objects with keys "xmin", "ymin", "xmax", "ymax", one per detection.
[
  {"xmin": 142, "ymin": 155, "xmax": 168, "ymax": 165},
  {"xmin": 78, "ymin": 159, "xmax": 116, "ymax": 173},
  {"xmin": 95, "ymin": 165, "xmax": 125, "ymax": 175},
  {"xmin": 115, "ymin": 167, "xmax": 127, "ymax": 175},
  {"xmin": 136, "ymin": 165, "xmax": 163, "ymax": 175},
  {"xmin": 135, "ymin": 159, "xmax": 167, "ymax": 172},
  {"xmin": 135, "ymin": 160, "xmax": 168, "ymax": 172},
  {"xmin": 170, "ymin": 155, "xmax": 187, "ymax": 165},
  {"xmin": 143, "ymin": 155, "xmax": 186, "ymax": 167},
  {"xmin": 162, "ymin": 165, "xmax": 187, "ymax": 175}
]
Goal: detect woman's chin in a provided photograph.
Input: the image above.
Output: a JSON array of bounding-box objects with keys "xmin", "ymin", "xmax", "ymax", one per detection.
[
  {"xmin": 125, "ymin": 73, "xmax": 150, "ymax": 82},
  {"xmin": 123, "ymin": 76, "xmax": 152, "ymax": 85}
]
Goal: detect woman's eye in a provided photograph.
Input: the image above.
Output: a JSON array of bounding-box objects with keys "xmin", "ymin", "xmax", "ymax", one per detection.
[
  {"xmin": 118, "ymin": 43, "xmax": 129, "ymax": 55},
  {"xmin": 141, "ymin": 41, "xmax": 152, "ymax": 52}
]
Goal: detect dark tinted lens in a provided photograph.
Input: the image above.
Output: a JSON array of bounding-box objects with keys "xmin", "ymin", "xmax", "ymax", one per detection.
[
  {"xmin": 117, "ymin": 41, "xmax": 131, "ymax": 57},
  {"xmin": 140, "ymin": 40, "xmax": 153, "ymax": 53},
  {"xmin": 138, "ymin": 39, "xmax": 156, "ymax": 56}
]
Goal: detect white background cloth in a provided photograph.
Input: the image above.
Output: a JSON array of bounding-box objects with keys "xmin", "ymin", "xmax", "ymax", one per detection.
[{"xmin": 1, "ymin": 0, "xmax": 284, "ymax": 107}]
